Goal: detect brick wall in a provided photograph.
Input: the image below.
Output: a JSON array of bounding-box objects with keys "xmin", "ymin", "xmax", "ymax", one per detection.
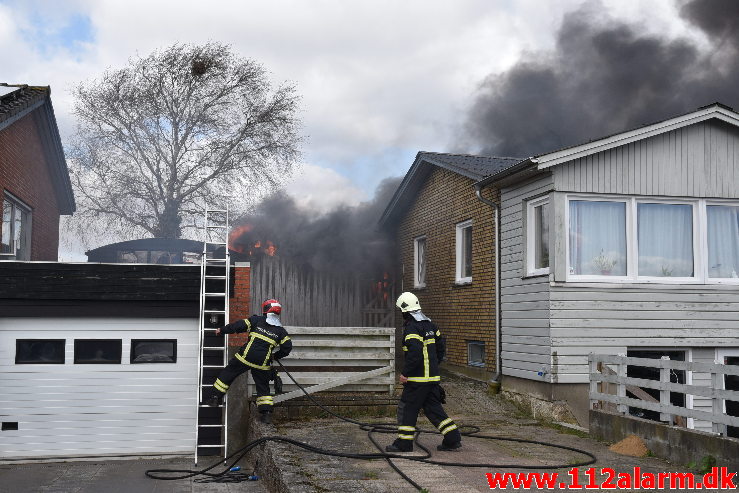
[
  {"xmin": 394, "ymin": 167, "xmax": 500, "ymax": 373},
  {"xmin": 0, "ymin": 111, "xmax": 61, "ymax": 260},
  {"xmin": 228, "ymin": 263, "xmax": 251, "ymax": 347}
]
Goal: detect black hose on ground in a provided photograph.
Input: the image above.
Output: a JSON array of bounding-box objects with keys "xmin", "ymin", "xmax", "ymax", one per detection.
[{"xmin": 145, "ymin": 361, "xmax": 597, "ymax": 490}]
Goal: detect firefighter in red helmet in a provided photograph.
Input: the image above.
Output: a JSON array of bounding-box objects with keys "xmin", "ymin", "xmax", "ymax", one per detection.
[{"xmin": 204, "ymin": 299, "xmax": 292, "ymax": 424}]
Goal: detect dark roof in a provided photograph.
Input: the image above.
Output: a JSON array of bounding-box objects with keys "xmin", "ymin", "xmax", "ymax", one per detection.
[
  {"xmin": 0, "ymin": 85, "xmax": 49, "ymax": 126},
  {"xmin": 379, "ymin": 151, "xmax": 523, "ymax": 228},
  {"xmin": 0, "ymin": 84, "xmax": 75, "ymax": 214},
  {"xmin": 0, "ymin": 261, "xmax": 200, "ymax": 318},
  {"xmin": 85, "ymin": 237, "xmax": 206, "ymax": 256},
  {"xmin": 415, "ymin": 151, "xmax": 522, "ymax": 180}
]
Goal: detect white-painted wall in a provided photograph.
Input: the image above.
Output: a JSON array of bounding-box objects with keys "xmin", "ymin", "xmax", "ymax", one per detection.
[{"xmin": 0, "ymin": 317, "xmax": 198, "ymax": 459}]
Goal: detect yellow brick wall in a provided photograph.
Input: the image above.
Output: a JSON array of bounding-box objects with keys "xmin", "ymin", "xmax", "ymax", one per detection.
[{"xmin": 393, "ymin": 167, "xmax": 499, "ymax": 372}]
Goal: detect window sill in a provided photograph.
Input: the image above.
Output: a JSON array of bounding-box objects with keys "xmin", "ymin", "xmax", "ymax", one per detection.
[
  {"xmin": 453, "ymin": 279, "xmax": 472, "ymax": 287},
  {"xmin": 413, "ymin": 285, "xmax": 428, "ymax": 291},
  {"xmin": 522, "ymin": 273, "xmax": 549, "ymax": 280}
]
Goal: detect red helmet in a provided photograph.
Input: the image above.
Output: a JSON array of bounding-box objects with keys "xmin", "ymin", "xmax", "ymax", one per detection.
[{"xmin": 261, "ymin": 299, "xmax": 282, "ymax": 315}]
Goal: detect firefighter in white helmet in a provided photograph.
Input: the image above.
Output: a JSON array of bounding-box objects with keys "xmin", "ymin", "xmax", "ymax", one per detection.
[{"xmin": 386, "ymin": 292, "xmax": 462, "ymax": 452}]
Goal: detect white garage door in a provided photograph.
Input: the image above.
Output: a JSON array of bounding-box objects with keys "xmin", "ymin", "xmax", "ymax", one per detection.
[{"xmin": 0, "ymin": 317, "xmax": 198, "ymax": 460}]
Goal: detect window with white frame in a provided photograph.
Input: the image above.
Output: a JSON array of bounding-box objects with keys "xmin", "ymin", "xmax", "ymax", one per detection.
[
  {"xmin": 1, "ymin": 192, "xmax": 32, "ymax": 260},
  {"xmin": 455, "ymin": 220, "xmax": 472, "ymax": 283},
  {"xmin": 527, "ymin": 196, "xmax": 550, "ymax": 275},
  {"xmin": 707, "ymin": 205, "xmax": 739, "ymax": 279},
  {"xmin": 413, "ymin": 236, "xmax": 427, "ymax": 288},
  {"xmin": 569, "ymin": 199, "xmax": 626, "ymax": 276},
  {"xmin": 566, "ymin": 195, "xmax": 737, "ymax": 283}
]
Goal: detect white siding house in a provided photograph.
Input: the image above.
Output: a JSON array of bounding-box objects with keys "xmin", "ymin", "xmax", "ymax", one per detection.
[{"xmin": 479, "ymin": 104, "xmax": 739, "ymax": 427}]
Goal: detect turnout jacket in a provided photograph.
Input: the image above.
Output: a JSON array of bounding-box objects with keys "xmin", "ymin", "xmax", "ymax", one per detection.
[
  {"xmin": 221, "ymin": 315, "xmax": 292, "ymax": 370},
  {"xmin": 401, "ymin": 317, "xmax": 445, "ymax": 383}
]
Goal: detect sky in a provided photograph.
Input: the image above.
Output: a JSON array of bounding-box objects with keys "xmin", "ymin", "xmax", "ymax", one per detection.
[{"xmin": 0, "ymin": 0, "xmax": 697, "ymax": 257}]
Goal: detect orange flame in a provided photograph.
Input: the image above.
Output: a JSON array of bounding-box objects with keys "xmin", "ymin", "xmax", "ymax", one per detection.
[
  {"xmin": 228, "ymin": 224, "xmax": 253, "ymax": 253},
  {"xmin": 265, "ymin": 241, "xmax": 277, "ymax": 257}
]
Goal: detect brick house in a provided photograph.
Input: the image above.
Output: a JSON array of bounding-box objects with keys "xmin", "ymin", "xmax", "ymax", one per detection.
[
  {"xmin": 0, "ymin": 84, "xmax": 75, "ymax": 261},
  {"xmin": 379, "ymin": 152, "xmax": 520, "ymax": 379},
  {"xmin": 383, "ymin": 105, "xmax": 739, "ymax": 429}
]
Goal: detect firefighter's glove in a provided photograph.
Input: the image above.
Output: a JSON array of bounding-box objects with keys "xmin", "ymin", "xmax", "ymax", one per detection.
[
  {"xmin": 439, "ymin": 385, "xmax": 447, "ymax": 404},
  {"xmin": 273, "ymin": 373, "xmax": 283, "ymax": 394}
]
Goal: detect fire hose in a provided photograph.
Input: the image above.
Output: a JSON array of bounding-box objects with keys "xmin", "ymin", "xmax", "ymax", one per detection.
[{"xmin": 145, "ymin": 361, "xmax": 597, "ymax": 490}]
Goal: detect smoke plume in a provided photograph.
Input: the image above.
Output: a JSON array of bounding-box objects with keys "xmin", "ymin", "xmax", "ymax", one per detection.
[
  {"xmin": 230, "ymin": 176, "xmax": 402, "ymax": 278},
  {"xmin": 465, "ymin": 0, "xmax": 739, "ymax": 157}
]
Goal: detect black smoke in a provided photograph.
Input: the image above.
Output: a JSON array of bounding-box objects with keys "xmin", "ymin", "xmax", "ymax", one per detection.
[
  {"xmin": 230, "ymin": 176, "xmax": 402, "ymax": 278},
  {"xmin": 465, "ymin": 0, "xmax": 739, "ymax": 157}
]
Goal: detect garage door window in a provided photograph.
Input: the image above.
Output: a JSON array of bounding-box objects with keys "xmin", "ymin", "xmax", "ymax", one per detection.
[
  {"xmin": 74, "ymin": 339, "xmax": 122, "ymax": 364},
  {"xmin": 131, "ymin": 339, "xmax": 177, "ymax": 363},
  {"xmin": 16, "ymin": 340, "xmax": 65, "ymax": 364}
]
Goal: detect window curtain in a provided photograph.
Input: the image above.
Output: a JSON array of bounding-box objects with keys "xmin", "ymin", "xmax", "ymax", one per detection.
[
  {"xmin": 707, "ymin": 205, "xmax": 739, "ymax": 278},
  {"xmin": 638, "ymin": 203, "xmax": 693, "ymax": 277},
  {"xmin": 569, "ymin": 201, "xmax": 627, "ymax": 275}
]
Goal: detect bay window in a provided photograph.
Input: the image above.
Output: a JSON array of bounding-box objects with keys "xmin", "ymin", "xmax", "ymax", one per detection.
[
  {"xmin": 707, "ymin": 205, "xmax": 739, "ymax": 279},
  {"xmin": 638, "ymin": 203, "xmax": 694, "ymax": 278},
  {"xmin": 566, "ymin": 195, "xmax": 734, "ymax": 283},
  {"xmin": 569, "ymin": 200, "xmax": 627, "ymax": 276}
]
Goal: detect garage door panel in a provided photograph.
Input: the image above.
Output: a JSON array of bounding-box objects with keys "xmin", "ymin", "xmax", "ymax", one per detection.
[
  {"xmin": 1, "ymin": 410, "xmax": 197, "ymax": 422},
  {"xmin": 0, "ymin": 317, "xmax": 199, "ymax": 459}
]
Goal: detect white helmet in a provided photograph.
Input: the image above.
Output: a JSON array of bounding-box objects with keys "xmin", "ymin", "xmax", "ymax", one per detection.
[{"xmin": 396, "ymin": 292, "xmax": 421, "ymax": 312}]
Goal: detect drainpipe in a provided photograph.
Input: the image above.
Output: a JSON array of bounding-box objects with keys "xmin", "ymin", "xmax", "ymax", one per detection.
[{"xmin": 474, "ymin": 183, "xmax": 502, "ymax": 388}]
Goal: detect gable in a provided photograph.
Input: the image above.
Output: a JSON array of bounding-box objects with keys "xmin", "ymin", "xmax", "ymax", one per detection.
[
  {"xmin": 380, "ymin": 152, "xmax": 520, "ymax": 228},
  {"xmin": 552, "ymin": 119, "xmax": 739, "ymax": 199}
]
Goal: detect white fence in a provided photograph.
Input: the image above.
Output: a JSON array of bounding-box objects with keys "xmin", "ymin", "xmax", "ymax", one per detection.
[
  {"xmin": 247, "ymin": 327, "xmax": 396, "ymax": 402},
  {"xmin": 589, "ymin": 353, "xmax": 739, "ymax": 436}
]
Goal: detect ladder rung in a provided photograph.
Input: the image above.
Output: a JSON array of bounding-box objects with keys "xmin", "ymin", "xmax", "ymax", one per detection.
[
  {"xmin": 198, "ymin": 424, "xmax": 225, "ymax": 428},
  {"xmin": 205, "ymin": 275, "xmax": 226, "ymax": 279},
  {"xmin": 202, "ymin": 365, "xmax": 225, "ymax": 368},
  {"xmin": 206, "ymin": 209, "xmax": 228, "ymax": 213},
  {"xmin": 204, "ymin": 346, "xmax": 226, "ymax": 350},
  {"xmin": 197, "ymin": 444, "xmax": 225, "ymax": 447},
  {"xmin": 203, "ymin": 310, "xmax": 225, "ymax": 314},
  {"xmin": 204, "ymin": 293, "xmax": 227, "ymax": 296},
  {"xmin": 203, "ymin": 328, "xmax": 221, "ymax": 332},
  {"xmin": 206, "ymin": 225, "xmax": 228, "ymax": 229},
  {"xmin": 205, "ymin": 258, "xmax": 227, "ymax": 262}
]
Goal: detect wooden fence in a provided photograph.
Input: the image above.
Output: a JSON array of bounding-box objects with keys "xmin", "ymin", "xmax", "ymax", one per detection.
[
  {"xmin": 246, "ymin": 326, "xmax": 396, "ymax": 400},
  {"xmin": 589, "ymin": 353, "xmax": 739, "ymax": 435},
  {"xmin": 249, "ymin": 257, "xmax": 394, "ymax": 327}
]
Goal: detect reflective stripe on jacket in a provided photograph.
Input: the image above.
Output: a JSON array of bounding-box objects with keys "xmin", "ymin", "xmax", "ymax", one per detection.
[
  {"xmin": 221, "ymin": 315, "xmax": 292, "ymax": 369},
  {"xmin": 401, "ymin": 318, "xmax": 445, "ymax": 383}
]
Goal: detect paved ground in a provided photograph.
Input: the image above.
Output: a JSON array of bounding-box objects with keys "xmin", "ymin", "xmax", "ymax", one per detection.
[
  {"xmin": 0, "ymin": 456, "xmax": 268, "ymax": 493},
  {"xmin": 262, "ymin": 371, "xmax": 713, "ymax": 492},
  {"xmin": 0, "ymin": 372, "xmax": 718, "ymax": 492}
]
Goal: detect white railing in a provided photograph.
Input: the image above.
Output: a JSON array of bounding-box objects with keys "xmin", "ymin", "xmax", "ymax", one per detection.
[
  {"xmin": 247, "ymin": 326, "xmax": 396, "ymax": 402},
  {"xmin": 589, "ymin": 353, "xmax": 739, "ymax": 436}
]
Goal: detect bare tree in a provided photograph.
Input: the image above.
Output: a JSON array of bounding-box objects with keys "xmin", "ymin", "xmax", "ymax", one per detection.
[{"xmin": 67, "ymin": 42, "xmax": 301, "ymax": 240}]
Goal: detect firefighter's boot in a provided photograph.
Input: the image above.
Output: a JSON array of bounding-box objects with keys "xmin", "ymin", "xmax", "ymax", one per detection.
[
  {"xmin": 259, "ymin": 411, "xmax": 273, "ymax": 425},
  {"xmin": 385, "ymin": 440, "xmax": 412, "ymax": 453}
]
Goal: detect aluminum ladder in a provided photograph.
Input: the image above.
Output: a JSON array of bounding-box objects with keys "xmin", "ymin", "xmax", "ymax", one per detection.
[{"xmin": 195, "ymin": 207, "xmax": 230, "ymax": 464}]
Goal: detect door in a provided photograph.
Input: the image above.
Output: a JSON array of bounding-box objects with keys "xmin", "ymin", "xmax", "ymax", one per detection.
[{"xmin": 0, "ymin": 318, "xmax": 198, "ymax": 459}]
